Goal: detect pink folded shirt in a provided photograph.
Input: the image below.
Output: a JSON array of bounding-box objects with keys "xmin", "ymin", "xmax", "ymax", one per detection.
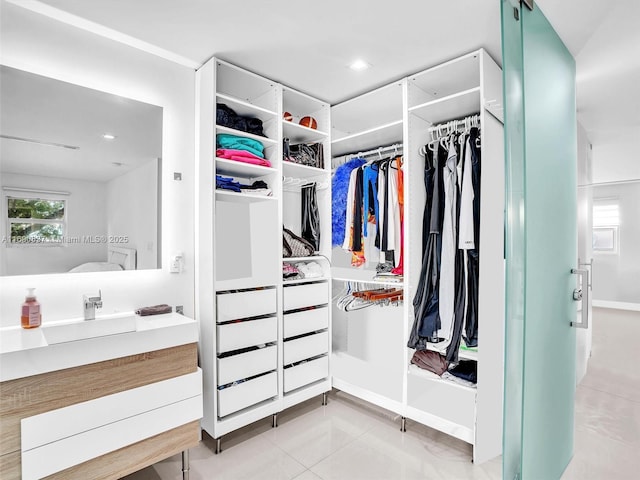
[{"xmin": 217, "ymin": 148, "xmax": 271, "ymax": 167}]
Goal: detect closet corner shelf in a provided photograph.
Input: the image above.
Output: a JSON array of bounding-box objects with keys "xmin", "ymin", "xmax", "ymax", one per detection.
[
  {"xmin": 282, "ymin": 161, "xmax": 329, "ymax": 180},
  {"xmin": 215, "ymin": 189, "xmax": 277, "ymax": 203},
  {"xmin": 216, "ymin": 93, "xmax": 278, "ymax": 120},
  {"xmin": 216, "ymin": 125, "xmax": 278, "ymax": 145},
  {"xmin": 215, "ymin": 158, "xmax": 278, "ymax": 178},
  {"xmin": 408, "ymin": 87, "xmax": 480, "ymax": 125},
  {"xmin": 331, "ymin": 120, "xmax": 403, "ymax": 157},
  {"xmin": 282, "ymin": 120, "xmax": 328, "ymax": 143}
]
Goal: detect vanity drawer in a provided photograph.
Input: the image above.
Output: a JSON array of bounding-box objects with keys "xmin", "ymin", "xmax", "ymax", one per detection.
[
  {"xmin": 283, "ymin": 306, "xmax": 329, "ymax": 339},
  {"xmin": 284, "ymin": 332, "xmax": 329, "ymax": 365},
  {"xmin": 284, "ymin": 355, "xmax": 329, "ymax": 393},
  {"xmin": 283, "ymin": 282, "xmax": 329, "ymax": 311},
  {"xmin": 216, "ymin": 316, "xmax": 277, "ymax": 354},
  {"xmin": 217, "ymin": 371, "xmax": 277, "ymax": 417},
  {"xmin": 216, "ymin": 288, "xmax": 276, "ymax": 322},
  {"xmin": 217, "ymin": 345, "xmax": 277, "ymax": 386}
]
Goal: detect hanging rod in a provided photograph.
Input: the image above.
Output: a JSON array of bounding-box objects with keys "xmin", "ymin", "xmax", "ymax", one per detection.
[
  {"xmin": 282, "ymin": 176, "xmax": 330, "ymax": 190},
  {"xmin": 428, "ymin": 114, "xmax": 480, "ymax": 135},
  {"xmin": 332, "ymin": 143, "xmax": 403, "ymax": 170}
]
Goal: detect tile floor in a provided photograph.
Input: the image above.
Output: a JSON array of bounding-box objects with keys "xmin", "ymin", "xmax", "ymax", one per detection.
[{"xmin": 126, "ymin": 307, "xmax": 640, "ymax": 480}]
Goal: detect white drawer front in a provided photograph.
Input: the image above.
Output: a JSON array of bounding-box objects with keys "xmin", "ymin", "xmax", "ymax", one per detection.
[
  {"xmin": 284, "ymin": 355, "xmax": 329, "ymax": 393},
  {"xmin": 284, "ymin": 331, "xmax": 329, "ymax": 365},
  {"xmin": 217, "ymin": 345, "xmax": 277, "ymax": 385},
  {"xmin": 283, "ymin": 282, "xmax": 329, "ymax": 311},
  {"xmin": 216, "ymin": 288, "xmax": 276, "ymax": 322},
  {"xmin": 283, "ymin": 306, "xmax": 329, "ymax": 339},
  {"xmin": 217, "ymin": 316, "xmax": 277, "ymax": 353},
  {"xmin": 217, "ymin": 371, "xmax": 277, "ymax": 417}
]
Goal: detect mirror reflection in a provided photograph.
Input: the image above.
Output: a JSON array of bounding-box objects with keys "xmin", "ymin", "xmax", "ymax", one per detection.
[{"xmin": 0, "ymin": 66, "xmax": 162, "ymax": 276}]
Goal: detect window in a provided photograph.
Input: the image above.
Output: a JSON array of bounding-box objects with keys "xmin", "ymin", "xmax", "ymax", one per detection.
[
  {"xmin": 592, "ymin": 198, "xmax": 619, "ymax": 253},
  {"xmin": 6, "ymin": 196, "xmax": 66, "ymax": 246}
]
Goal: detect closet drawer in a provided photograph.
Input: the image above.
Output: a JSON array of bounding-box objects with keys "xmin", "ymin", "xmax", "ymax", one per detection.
[
  {"xmin": 217, "ymin": 372, "xmax": 277, "ymax": 417},
  {"xmin": 283, "ymin": 306, "xmax": 329, "ymax": 339},
  {"xmin": 284, "ymin": 332, "xmax": 329, "ymax": 365},
  {"xmin": 283, "ymin": 282, "xmax": 329, "ymax": 311},
  {"xmin": 284, "ymin": 356, "xmax": 329, "ymax": 393},
  {"xmin": 216, "ymin": 316, "xmax": 277, "ymax": 353},
  {"xmin": 217, "ymin": 345, "xmax": 277, "ymax": 386},
  {"xmin": 216, "ymin": 288, "xmax": 276, "ymax": 322}
]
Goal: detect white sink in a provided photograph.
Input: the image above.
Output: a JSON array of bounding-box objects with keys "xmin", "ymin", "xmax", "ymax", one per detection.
[{"xmin": 42, "ymin": 315, "xmax": 137, "ymax": 345}]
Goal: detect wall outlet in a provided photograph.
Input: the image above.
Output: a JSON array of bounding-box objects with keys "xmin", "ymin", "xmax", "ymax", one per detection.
[{"xmin": 170, "ymin": 253, "xmax": 183, "ymax": 273}]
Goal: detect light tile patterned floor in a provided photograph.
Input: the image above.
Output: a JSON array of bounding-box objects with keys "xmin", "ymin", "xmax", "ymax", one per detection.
[{"xmin": 125, "ymin": 308, "xmax": 640, "ymax": 480}]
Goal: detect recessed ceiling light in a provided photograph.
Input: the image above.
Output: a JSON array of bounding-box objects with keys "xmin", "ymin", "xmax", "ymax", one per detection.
[
  {"xmin": 103, "ymin": 133, "xmax": 116, "ymax": 140},
  {"xmin": 349, "ymin": 59, "xmax": 371, "ymax": 71}
]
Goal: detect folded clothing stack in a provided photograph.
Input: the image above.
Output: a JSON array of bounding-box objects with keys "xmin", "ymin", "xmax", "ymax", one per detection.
[
  {"xmin": 296, "ymin": 261, "xmax": 323, "ymax": 278},
  {"xmin": 216, "ymin": 148, "xmax": 271, "ymax": 167},
  {"xmin": 217, "ymin": 103, "xmax": 265, "ymax": 137},
  {"xmin": 135, "ymin": 304, "xmax": 172, "ymax": 316},
  {"xmin": 216, "ymin": 175, "xmax": 272, "ymax": 196},
  {"xmin": 217, "ymin": 134, "xmax": 265, "ymax": 159}
]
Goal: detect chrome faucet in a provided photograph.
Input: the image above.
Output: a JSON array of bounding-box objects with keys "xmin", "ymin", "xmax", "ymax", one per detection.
[{"xmin": 83, "ymin": 290, "xmax": 103, "ymax": 320}]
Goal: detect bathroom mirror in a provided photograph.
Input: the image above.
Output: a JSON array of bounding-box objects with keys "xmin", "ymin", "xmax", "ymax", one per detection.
[{"xmin": 0, "ymin": 65, "xmax": 163, "ymax": 276}]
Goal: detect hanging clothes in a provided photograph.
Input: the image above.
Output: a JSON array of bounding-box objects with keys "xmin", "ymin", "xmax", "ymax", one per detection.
[
  {"xmin": 409, "ymin": 119, "xmax": 482, "ymax": 359},
  {"xmin": 332, "ymin": 158, "xmax": 366, "ymax": 246},
  {"xmin": 301, "ymin": 182, "xmax": 320, "ymax": 251}
]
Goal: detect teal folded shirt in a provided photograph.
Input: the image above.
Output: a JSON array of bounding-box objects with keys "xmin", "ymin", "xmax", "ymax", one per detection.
[{"xmin": 216, "ymin": 133, "xmax": 265, "ymax": 158}]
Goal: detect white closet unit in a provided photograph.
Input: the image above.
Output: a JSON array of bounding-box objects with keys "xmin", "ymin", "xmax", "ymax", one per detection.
[
  {"xmin": 196, "ymin": 58, "xmax": 332, "ymax": 444},
  {"xmin": 329, "ymin": 49, "xmax": 505, "ymax": 464}
]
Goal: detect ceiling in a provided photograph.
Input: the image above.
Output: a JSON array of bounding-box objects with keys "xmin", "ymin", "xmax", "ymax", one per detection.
[
  {"xmin": 4, "ymin": 0, "xmax": 640, "ymax": 168},
  {"xmin": 0, "ymin": 65, "xmax": 162, "ymax": 182}
]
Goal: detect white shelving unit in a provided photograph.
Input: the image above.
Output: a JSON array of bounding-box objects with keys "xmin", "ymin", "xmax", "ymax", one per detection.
[
  {"xmin": 197, "ymin": 50, "xmax": 504, "ymax": 464},
  {"xmin": 329, "ymin": 49, "xmax": 505, "ymax": 464},
  {"xmin": 196, "ymin": 58, "xmax": 332, "ymax": 447}
]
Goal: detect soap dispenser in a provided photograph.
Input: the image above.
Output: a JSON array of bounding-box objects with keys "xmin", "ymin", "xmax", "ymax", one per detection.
[{"xmin": 21, "ymin": 288, "xmax": 41, "ymax": 329}]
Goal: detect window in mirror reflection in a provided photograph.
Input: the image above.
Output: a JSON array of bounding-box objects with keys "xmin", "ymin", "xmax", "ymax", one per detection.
[
  {"xmin": 7, "ymin": 195, "xmax": 66, "ymax": 245},
  {"xmin": 0, "ymin": 65, "xmax": 163, "ymax": 276}
]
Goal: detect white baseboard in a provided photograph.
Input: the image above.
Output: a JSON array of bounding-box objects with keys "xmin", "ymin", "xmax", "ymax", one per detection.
[{"xmin": 593, "ymin": 300, "xmax": 640, "ymax": 312}]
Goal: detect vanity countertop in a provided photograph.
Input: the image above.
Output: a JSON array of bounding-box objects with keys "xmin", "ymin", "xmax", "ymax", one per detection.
[{"xmin": 0, "ymin": 312, "xmax": 198, "ymax": 382}]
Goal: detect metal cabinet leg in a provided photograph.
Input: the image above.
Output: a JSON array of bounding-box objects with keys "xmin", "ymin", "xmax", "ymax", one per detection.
[
  {"xmin": 181, "ymin": 450, "xmax": 190, "ymax": 480},
  {"xmin": 401, "ymin": 416, "xmax": 407, "ymax": 432},
  {"xmin": 272, "ymin": 413, "xmax": 278, "ymax": 428},
  {"xmin": 215, "ymin": 437, "xmax": 222, "ymax": 454},
  {"xmin": 322, "ymin": 392, "xmax": 328, "ymax": 406}
]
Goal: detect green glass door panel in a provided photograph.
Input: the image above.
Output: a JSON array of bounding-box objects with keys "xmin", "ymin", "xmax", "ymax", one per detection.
[{"xmin": 501, "ymin": 1, "xmax": 578, "ymax": 479}]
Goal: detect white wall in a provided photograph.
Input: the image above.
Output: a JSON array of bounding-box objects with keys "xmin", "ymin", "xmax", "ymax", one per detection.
[
  {"xmin": 592, "ymin": 130, "xmax": 640, "ymax": 184},
  {"xmin": 592, "ymin": 182, "xmax": 640, "ymax": 304},
  {"xmin": 0, "ymin": 4, "xmax": 195, "ymax": 326},
  {"xmin": 106, "ymin": 159, "xmax": 159, "ymax": 270},
  {"xmin": 1, "ymin": 173, "xmax": 108, "ymax": 275}
]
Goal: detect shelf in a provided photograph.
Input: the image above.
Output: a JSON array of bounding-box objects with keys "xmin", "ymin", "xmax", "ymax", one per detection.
[
  {"xmin": 282, "ymin": 161, "xmax": 328, "ymax": 180},
  {"xmin": 215, "ymin": 60, "xmax": 277, "ymax": 112},
  {"xmin": 407, "ymin": 364, "xmax": 477, "ymax": 392},
  {"xmin": 283, "ymin": 120, "xmax": 328, "ymax": 143},
  {"xmin": 408, "ymin": 87, "xmax": 480, "ymax": 125},
  {"xmin": 332, "ymin": 82, "xmax": 403, "ymax": 137},
  {"xmin": 425, "ymin": 343, "xmax": 478, "ymax": 362},
  {"xmin": 216, "ymin": 125, "xmax": 278, "ymax": 145},
  {"xmin": 215, "ymin": 158, "xmax": 277, "ymax": 179},
  {"xmin": 331, "ymin": 267, "xmax": 404, "ymax": 287},
  {"xmin": 407, "ymin": 52, "xmax": 480, "ymax": 107},
  {"xmin": 215, "ymin": 190, "xmax": 277, "ymax": 203},
  {"xmin": 283, "ymin": 256, "xmax": 330, "ymax": 263},
  {"xmin": 216, "ymin": 93, "xmax": 278, "ymax": 121},
  {"xmin": 283, "ymin": 277, "xmax": 330, "ymax": 286},
  {"xmin": 331, "ymin": 120, "xmax": 403, "ymax": 157}
]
